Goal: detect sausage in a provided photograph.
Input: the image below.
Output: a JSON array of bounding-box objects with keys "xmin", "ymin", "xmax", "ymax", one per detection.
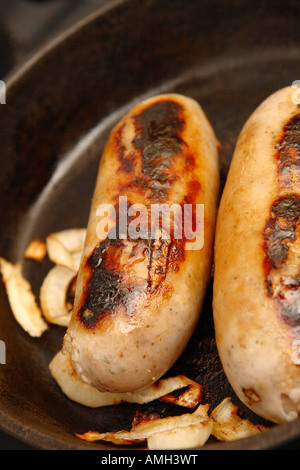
[
  {"xmin": 213, "ymin": 86, "xmax": 300, "ymax": 424},
  {"xmin": 62, "ymin": 93, "xmax": 220, "ymax": 393}
]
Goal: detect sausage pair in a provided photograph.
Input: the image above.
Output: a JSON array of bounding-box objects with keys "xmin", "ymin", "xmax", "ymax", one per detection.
[{"xmin": 63, "ymin": 88, "xmax": 300, "ymax": 425}]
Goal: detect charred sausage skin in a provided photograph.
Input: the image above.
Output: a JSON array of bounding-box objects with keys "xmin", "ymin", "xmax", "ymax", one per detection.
[
  {"xmin": 63, "ymin": 94, "xmax": 219, "ymax": 392},
  {"xmin": 213, "ymin": 86, "xmax": 300, "ymax": 424}
]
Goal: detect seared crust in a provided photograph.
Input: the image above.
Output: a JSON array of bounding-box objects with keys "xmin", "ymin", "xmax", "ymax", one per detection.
[
  {"xmin": 63, "ymin": 94, "xmax": 219, "ymax": 392},
  {"xmin": 213, "ymin": 86, "xmax": 300, "ymax": 424}
]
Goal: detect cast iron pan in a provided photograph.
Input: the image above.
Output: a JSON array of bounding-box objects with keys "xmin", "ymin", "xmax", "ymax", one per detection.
[{"xmin": 0, "ymin": 0, "xmax": 300, "ymax": 450}]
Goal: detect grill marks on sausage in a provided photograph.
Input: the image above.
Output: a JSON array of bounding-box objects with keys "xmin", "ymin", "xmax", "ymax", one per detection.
[
  {"xmin": 78, "ymin": 99, "xmax": 200, "ymax": 329},
  {"xmin": 115, "ymin": 100, "xmax": 186, "ymax": 201},
  {"xmin": 114, "ymin": 124, "xmax": 133, "ymax": 173},
  {"xmin": 147, "ymin": 236, "xmax": 185, "ymax": 292},
  {"xmin": 78, "ymin": 201, "xmax": 188, "ymax": 329},
  {"xmin": 263, "ymin": 114, "xmax": 300, "ymax": 332},
  {"xmin": 78, "ymin": 195, "xmax": 190, "ymax": 329},
  {"xmin": 78, "ymin": 234, "xmax": 185, "ymax": 329},
  {"xmin": 275, "ymin": 113, "xmax": 300, "ymax": 186},
  {"xmin": 78, "ymin": 238, "xmax": 125, "ymax": 329},
  {"xmin": 132, "ymin": 100, "xmax": 184, "ymax": 181},
  {"xmin": 263, "ymin": 196, "xmax": 300, "ymax": 331},
  {"xmin": 78, "ymin": 236, "xmax": 151, "ymax": 329}
]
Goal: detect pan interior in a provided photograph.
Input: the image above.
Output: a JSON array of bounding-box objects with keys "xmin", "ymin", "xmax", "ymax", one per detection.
[{"xmin": 0, "ymin": 0, "xmax": 300, "ymax": 450}]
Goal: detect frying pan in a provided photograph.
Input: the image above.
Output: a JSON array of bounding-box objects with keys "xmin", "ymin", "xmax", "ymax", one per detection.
[{"xmin": 0, "ymin": 0, "xmax": 300, "ymax": 450}]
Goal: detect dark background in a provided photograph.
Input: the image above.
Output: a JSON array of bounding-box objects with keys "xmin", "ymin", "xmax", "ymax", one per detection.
[{"xmin": 0, "ymin": 0, "xmax": 110, "ymax": 80}]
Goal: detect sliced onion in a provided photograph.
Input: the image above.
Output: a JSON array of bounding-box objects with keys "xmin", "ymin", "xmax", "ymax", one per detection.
[
  {"xmin": 23, "ymin": 239, "xmax": 47, "ymax": 263},
  {"xmin": 46, "ymin": 228, "xmax": 86, "ymax": 270},
  {"xmin": 210, "ymin": 397, "xmax": 267, "ymax": 441},
  {"xmin": 49, "ymin": 351, "xmax": 126, "ymax": 408},
  {"xmin": 47, "ymin": 228, "xmax": 86, "ymax": 252},
  {"xmin": 75, "ymin": 395, "xmax": 268, "ymax": 448},
  {"xmin": 49, "ymin": 350, "xmax": 203, "ymax": 409},
  {"xmin": 0, "ymin": 257, "xmax": 48, "ymax": 337},
  {"xmin": 75, "ymin": 403, "xmax": 211, "ymax": 446},
  {"xmin": 147, "ymin": 420, "xmax": 213, "ymax": 450},
  {"xmin": 71, "ymin": 251, "xmax": 83, "ymax": 272},
  {"xmin": 159, "ymin": 376, "xmax": 203, "ymax": 409},
  {"xmin": 40, "ymin": 265, "xmax": 76, "ymax": 327}
]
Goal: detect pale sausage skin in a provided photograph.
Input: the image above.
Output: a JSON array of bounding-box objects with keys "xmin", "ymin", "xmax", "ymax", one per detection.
[
  {"xmin": 213, "ymin": 86, "xmax": 300, "ymax": 424},
  {"xmin": 63, "ymin": 94, "xmax": 219, "ymax": 393}
]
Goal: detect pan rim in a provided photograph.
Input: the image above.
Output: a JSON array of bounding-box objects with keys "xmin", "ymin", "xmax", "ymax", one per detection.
[{"xmin": 2, "ymin": 0, "xmax": 125, "ymax": 90}]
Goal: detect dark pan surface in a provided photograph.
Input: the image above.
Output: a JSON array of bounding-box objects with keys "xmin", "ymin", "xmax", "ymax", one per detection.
[{"xmin": 0, "ymin": 0, "xmax": 300, "ymax": 450}]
